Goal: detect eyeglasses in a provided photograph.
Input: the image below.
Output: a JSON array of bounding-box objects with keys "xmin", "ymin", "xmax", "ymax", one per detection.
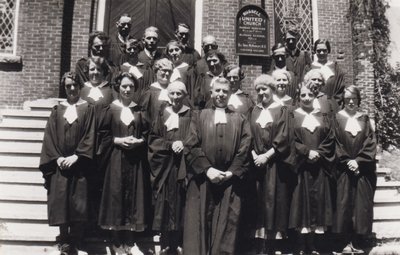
[
  {"xmin": 177, "ymin": 32, "xmax": 189, "ymax": 37},
  {"xmin": 316, "ymin": 49, "xmax": 328, "ymax": 54},
  {"xmin": 226, "ymin": 76, "xmax": 239, "ymax": 81},
  {"xmin": 168, "ymin": 48, "xmax": 181, "ymax": 53},
  {"xmin": 159, "ymin": 69, "xmax": 172, "ymax": 74},
  {"xmin": 92, "ymin": 45, "xmax": 104, "ymax": 51},
  {"xmin": 118, "ymin": 22, "xmax": 131, "ymax": 27},
  {"xmin": 204, "ymin": 44, "xmax": 218, "ymax": 50}
]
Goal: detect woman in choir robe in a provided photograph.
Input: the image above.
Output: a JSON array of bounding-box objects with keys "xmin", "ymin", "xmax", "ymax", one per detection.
[
  {"xmin": 39, "ymin": 72, "xmax": 94, "ymax": 255},
  {"xmin": 272, "ymin": 69, "xmax": 295, "ymax": 106},
  {"xmin": 98, "ymin": 72, "xmax": 149, "ymax": 255},
  {"xmin": 304, "ymin": 69, "xmax": 339, "ymax": 120},
  {"xmin": 191, "ymin": 50, "xmax": 227, "ymax": 109},
  {"xmin": 140, "ymin": 58, "xmax": 174, "ymax": 124},
  {"xmin": 120, "ymin": 38, "xmax": 154, "ymax": 103},
  {"xmin": 333, "ymin": 85, "xmax": 376, "ymax": 254},
  {"xmin": 183, "ymin": 78, "xmax": 252, "ymax": 255},
  {"xmin": 249, "ymin": 74, "xmax": 291, "ymax": 254},
  {"xmin": 289, "ymin": 81, "xmax": 335, "ymax": 255},
  {"xmin": 148, "ymin": 81, "xmax": 193, "ymax": 255},
  {"xmin": 308, "ymin": 39, "xmax": 345, "ymax": 107},
  {"xmin": 165, "ymin": 40, "xmax": 191, "ymax": 87}
]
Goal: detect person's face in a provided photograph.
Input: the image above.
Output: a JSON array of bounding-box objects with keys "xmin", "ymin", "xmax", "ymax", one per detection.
[
  {"xmin": 273, "ymin": 52, "xmax": 286, "ymax": 69},
  {"xmin": 168, "ymin": 45, "xmax": 182, "ymax": 64},
  {"xmin": 125, "ymin": 42, "xmax": 138, "ymax": 56},
  {"xmin": 143, "ymin": 31, "xmax": 159, "ymax": 51},
  {"xmin": 202, "ymin": 37, "xmax": 218, "ymax": 54},
  {"xmin": 91, "ymin": 36, "xmax": 105, "ymax": 57},
  {"xmin": 176, "ymin": 25, "xmax": 190, "ymax": 45},
  {"xmin": 156, "ymin": 66, "xmax": 173, "ymax": 86},
  {"xmin": 88, "ymin": 61, "xmax": 105, "ymax": 85},
  {"xmin": 299, "ymin": 86, "xmax": 315, "ymax": 111},
  {"xmin": 308, "ymin": 72, "xmax": 323, "ymax": 95},
  {"xmin": 211, "ymin": 82, "xmax": 231, "ymax": 108},
  {"xmin": 65, "ymin": 78, "xmax": 80, "ymax": 103},
  {"xmin": 168, "ymin": 88, "xmax": 185, "ymax": 110},
  {"xmin": 119, "ymin": 77, "xmax": 135, "ymax": 102},
  {"xmin": 316, "ymin": 43, "xmax": 329, "ymax": 63},
  {"xmin": 285, "ymin": 36, "xmax": 297, "ymax": 51},
  {"xmin": 256, "ymin": 84, "xmax": 273, "ymax": 106},
  {"xmin": 226, "ymin": 68, "xmax": 241, "ymax": 92},
  {"xmin": 273, "ymin": 73, "xmax": 289, "ymax": 97},
  {"xmin": 116, "ymin": 16, "xmax": 132, "ymax": 37},
  {"xmin": 344, "ymin": 90, "xmax": 359, "ymax": 113},
  {"xmin": 206, "ymin": 54, "xmax": 221, "ymax": 75}
]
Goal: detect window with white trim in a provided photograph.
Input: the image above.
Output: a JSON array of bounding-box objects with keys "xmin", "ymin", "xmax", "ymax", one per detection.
[{"xmin": 0, "ymin": 0, "xmax": 18, "ymax": 55}]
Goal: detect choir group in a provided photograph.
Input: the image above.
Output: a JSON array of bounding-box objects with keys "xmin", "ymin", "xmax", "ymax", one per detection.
[{"xmin": 39, "ymin": 14, "xmax": 377, "ymax": 255}]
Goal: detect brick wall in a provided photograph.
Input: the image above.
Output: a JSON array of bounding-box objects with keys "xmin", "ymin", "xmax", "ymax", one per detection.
[{"xmin": 0, "ymin": 0, "xmax": 64, "ymax": 109}]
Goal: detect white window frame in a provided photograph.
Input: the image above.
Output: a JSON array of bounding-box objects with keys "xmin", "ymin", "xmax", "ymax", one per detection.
[{"xmin": 0, "ymin": 0, "xmax": 20, "ymax": 56}]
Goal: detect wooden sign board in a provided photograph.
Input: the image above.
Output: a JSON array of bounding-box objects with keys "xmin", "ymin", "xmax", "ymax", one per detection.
[{"xmin": 236, "ymin": 5, "xmax": 270, "ymax": 56}]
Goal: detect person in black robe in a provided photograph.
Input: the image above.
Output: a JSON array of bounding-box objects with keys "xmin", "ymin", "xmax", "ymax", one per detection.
[
  {"xmin": 165, "ymin": 40, "xmax": 191, "ymax": 87},
  {"xmin": 109, "ymin": 14, "xmax": 133, "ymax": 66},
  {"xmin": 332, "ymin": 85, "xmax": 377, "ymax": 254},
  {"xmin": 308, "ymin": 39, "xmax": 346, "ymax": 108},
  {"xmin": 289, "ymin": 81, "xmax": 335, "ymax": 255},
  {"xmin": 39, "ymin": 72, "xmax": 94, "ymax": 255},
  {"xmin": 137, "ymin": 26, "xmax": 163, "ymax": 70},
  {"xmin": 174, "ymin": 23, "xmax": 201, "ymax": 68},
  {"xmin": 193, "ymin": 35, "xmax": 219, "ymax": 80},
  {"xmin": 272, "ymin": 69, "xmax": 295, "ymax": 107},
  {"xmin": 75, "ymin": 31, "xmax": 117, "ymax": 88},
  {"xmin": 148, "ymin": 81, "xmax": 193, "ymax": 255},
  {"xmin": 183, "ymin": 77, "xmax": 252, "ymax": 255},
  {"xmin": 191, "ymin": 50, "xmax": 226, "ymax": 109},
  {"xmin": 98, "ymin": 72, "xmax": 150, "ymax": 255},
  {"xmin": 247, "ymin": 74, "xmax": 291, "ymax": 254},
  {"xmin": 284, "ymin": 28, "xmax": 312, "ymax": 89}
]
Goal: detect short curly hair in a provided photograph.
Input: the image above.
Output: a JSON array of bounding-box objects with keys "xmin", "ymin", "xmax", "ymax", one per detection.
[
  {"xmin": 61, "ymin": 72, "xmax": 80, "ymax": 88},
  {"xmin": 113, "ymin": 72, "xmax": 139, "ymax": 93}
]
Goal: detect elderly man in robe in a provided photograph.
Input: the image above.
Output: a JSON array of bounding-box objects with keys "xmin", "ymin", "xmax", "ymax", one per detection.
[{"xmin": 183, "ymin": 77, "xmax": 252, "ymax": 255}]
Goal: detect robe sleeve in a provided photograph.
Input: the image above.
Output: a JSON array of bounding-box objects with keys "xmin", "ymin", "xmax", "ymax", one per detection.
[
  {"xmin": 139, "ymin": 89, "xmax": 153, "ymax": 124},
  {"xmin": 333, "ymin": 63, "xmax": 346, "ymax": 107},
  {"xmin": 355, "ymin": 116, "xmax": 377, "ymax": 165},
  {"xmin": 316, "ymin": 116, "xmax": 336, "ymax": 171},
  {"xmin": 39, "ymin": 106, "xmax": 62, "ymax": 178},
  {"xmin": 75, "ymin": 58, "xmax": 88, "ymax": 87},
  {"xmin": 226, "ymin": 116, "xmax": 252, "ymax": 178},
  {"xmin": 75, "ymin": 104, "xmax": 95, "ymax": 160},
  {"xmin": 184, "ymin": 111, "xmax": 212, "ymax": 178},
  {"xmin": 334, "ymin": 117, "xmax": 351, "ymax": 165},
  {"xmin": 272, "ymin": 107, "xmax": 290, "ymax": 158}
]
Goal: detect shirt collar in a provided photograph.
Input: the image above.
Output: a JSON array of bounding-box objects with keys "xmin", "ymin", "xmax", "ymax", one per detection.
[{"xmin": 145, "ymin": 48, "xmax": 156, "ymax": 59}]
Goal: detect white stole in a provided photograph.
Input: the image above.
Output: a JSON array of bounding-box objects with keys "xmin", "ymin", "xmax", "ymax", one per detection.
[
  {"xmin": 338, "ymin": 110, "xmax": 363, "ymax": 136},
  {"xmin": 312, "ymin": 61, "xmax": 335, "ymax": 81},
  {"xmin": 84, "ymin": 81, "xmax": 108, "ymax": 101},
  {"xmin": 295, "ymin": 107, "xmax": 321, "ymax": 133},
  {"xmin": 255, "ymin": 102, "xmax": 280, "ymax": 128},
  {"xmin": 112, "ymin": 100, "xmax": 137, "ymax": 126},
  {"xmin": 60, "ymin": 99, "xmax": 86, "ymax": 124},
  {"xmin": 214, "ymin": 107, "xmax": 227, "ymax": 124},
  {"xmin": 164, "ymin": 105, "xmax": 190, "ymax": 131},
  {"xmin": 228, "ymin": 90, "xmax": 244, "ymax": 109},
  {"xmin": 151, "ymin": 82, "xmax": 171, "ymax": 103}
]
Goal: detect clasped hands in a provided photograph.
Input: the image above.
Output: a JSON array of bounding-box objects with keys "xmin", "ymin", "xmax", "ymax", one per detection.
[
  {"xmin": 347, "ymin": 159, "xmax": 359, "ymax": 174},
  {"xmin": 252, "ymin": 149, "xmax": 275, "ymax": 167},
  {"xmin": 114, "ymin": 136, "xmax": 144, "ymax": 149},
  {"xmin": 57, "ymin": 154, "xmax": 78, "ymax": 170},
  {"xmin": 206, "ymin": 167, "xmax": 233, "ymax": 184},
  {"xmin": 307, "ymin": 150, "xmax": 320, "ymax": 163},
  {"xmin": 171, "ymin": 141, "xmax": 184, "ymax": 154}
]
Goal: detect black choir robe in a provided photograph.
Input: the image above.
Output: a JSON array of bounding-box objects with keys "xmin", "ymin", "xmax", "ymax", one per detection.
[
  {"xmin": 98, "ymin": 102, "xmax": 150, "ymax": 231},
  {"xmin": 39, "ymin": 101, "xmax": 95, "ymax": 226},
  {"xmin": 120, "ymin": 60, "xmax": 155, "ymax": 102},
  {"xmin": 250, "ymin": 103, "xmax": 291, "ymax": 236},
  {"xmin": 205, "ymin": 90, "xmax": 255, "ymax": 118},
  {"xmin": 286, "ymin": 49, "xmax": 312, "ymax": 89},
  {"xmin": 191, "ymin": 72, "xmax": 222, "ymax": 109},
  {"xmin": 148, "ymin": 106, "xmax": 193, "ymax": 232},
  {"xmin": 181, "ymin": 46, "xmax": 201, "ymax": 68},
  {"xmin": 137, "ymin": 49, "xmax": 163, "ymax": 70},
  {"xmin": 183, "ymin": 107, "xmax": 252, "ymax": 255},
  {"xmin": 288, "ymin": 109, "xmax": 335, "ymax": 230},
  {"xmin": 332, "ymin": 111, "xmax": 377, "ymax": 235}
]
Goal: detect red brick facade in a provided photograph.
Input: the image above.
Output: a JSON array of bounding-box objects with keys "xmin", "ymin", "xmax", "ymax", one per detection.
[{"xmin": 0, "ymin": 0, "xmax": 374, "ymax": 113}]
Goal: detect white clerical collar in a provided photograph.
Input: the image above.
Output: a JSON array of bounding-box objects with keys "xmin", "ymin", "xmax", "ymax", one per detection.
[
  {"xmin": 151, "ymin": 82, "xmax": 171, "ymax": 103},
  {"xmin": 164, "ymin": 105, "xmax": 190, "ymax": 131},
  {"xmin": 214, "ymin": 107, "xmax": 227, "ymax": 124},
  {"xmin": 112, "ymin": 100, "xmax": 137, "ymax": 126},
  {"xmin": 273, "ymin": 94, "xmax": 292, "ymax": 105},
  {"xmin": 312, "ymin": 60, "xmax": 334, "ymax": 81},
  {"xmin": 60, "ymin": 99, "xmax": 86, "ymax": 124},
  {"xmin": 145, "ymin": 48, "xmax": 156, "ymax": 59},
  {"xmin": 228, "ymin": 91, "xmax": 243, "ymax": 109},
  {"xmin": 121, "ymin": 62, "xmax": 143, "ymax": 79},
  {"xmin": 338, "ymin": 110, "xmax": 363, "ymax": 136},
  {"xmin": 84, "ymin": 80, "xmax": 108, "ymax": 89},
  {"xmin": 170, "ymin": 62, "xmax": 189, "ymax": 82},
  {"xmin": 295, "ymin": 107, "xmax": 321, "ymax": 133},
  {"xmin": 255, "ymin": 101, "xmax": 280, "ymax": 128}
]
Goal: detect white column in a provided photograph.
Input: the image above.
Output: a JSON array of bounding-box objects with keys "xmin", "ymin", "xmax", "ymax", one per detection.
[
  {"xmin": 96, "ymin": 0, "xmax": 106, "ymax": 31},
  {"xmin": 13, "ymin": 0, "xmax": 21, "ymax": 55},
  {"xmin": 311, "ymin": 0, "xmax": 319, "ymax": 42},
  {"xmin": 194, "ymin": 0, "xmax": 203, "ymax": 55}
]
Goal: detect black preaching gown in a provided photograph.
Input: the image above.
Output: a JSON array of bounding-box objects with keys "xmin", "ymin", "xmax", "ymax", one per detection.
[
  {"xmin": 98, "ymin": 102, "xmax": 150, "ymax": 231},
  {"xmin": 289, "ymin": 108, "xmax": 335, "ymax": 231},
  {"xmin": 39, "ymin": 101, "xmax": 95, "ymax": 226},
  {"xmin": 148, "ymin": 106, "xmax": 193, "ymax": 232},
  {"xmin": 183, "ymin": 108, "xmax": 252, "ymax": 255},
  {"xmin": 250, "ymin": 103, "xmax": 291, "ymax": 237},
  {"xmin": 332, "ymin": 110, "xmax": 377, "ymax": 235}
]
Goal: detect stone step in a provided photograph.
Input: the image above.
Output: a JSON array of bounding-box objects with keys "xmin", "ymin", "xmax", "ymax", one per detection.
[
  {"xmin": 0, "ymin": 155, "xmax": 40, "ymax": 168},
  {"xmin": 0, "ymin": 109, "xmax": 51, "ymax": 119},
  {"xmin": 23, "ymin": 98, "xmax": 64, "ymax": 112},
  {"xmin": 0, "ymin": 183, "xmax": 46, "ymax": 202},
  {"xmin": 0, "ymin": 169, "xmax": 43, "ymax": 184},
  {"xmin": 373, "ymin": 221, "xmax": 400, "ymax": 239},
  {"xmin": 0, "ymin": 141, "xmax": 42, "ymax": 155},
  {"xmin": 0, "ymin": 244, "xmax": 58, "ymax": 255},
  {"xmin": 0, "ymin": 222, "xmax": 58, "ymax": 242},
  {"xmin": 0, "ymin": 130, "xmax": 44, "ymax": 142},
  {"xmin": 0, "ymin": 201, "xmax": 47, "ymax": 221},
  {"xmin": 377, "ymin": 167, "xmax": 391, "ymax": 176},
  {"xmin": 0, "ymin": 118, "xmax": 47, "ymax": 130},
  {"xmin": 374, "ymin": 189, "xmax": 400, "ymax": 204},
  {"xmin": 374, "ymin": 204, "xmax": 400, "ymax": 221}
]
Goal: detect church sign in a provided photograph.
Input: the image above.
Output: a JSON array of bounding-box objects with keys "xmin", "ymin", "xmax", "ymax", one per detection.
[{"xmin": 236, "ymin": 5, "xmax": 269, "ymax": 56}]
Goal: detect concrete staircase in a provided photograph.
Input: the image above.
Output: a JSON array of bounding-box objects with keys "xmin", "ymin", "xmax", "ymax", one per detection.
[{"xmin": 1, "ymin": 99, "xmax": 400, "ymax": 254}]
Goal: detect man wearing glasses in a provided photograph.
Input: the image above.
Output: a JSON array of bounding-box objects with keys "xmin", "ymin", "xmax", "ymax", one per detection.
[
  {"xmin": 174, "ymin": 23, "xmax": 201, "ymax": 67},
  {"xmin": 110, "ymin": 14, "xmax": 133, "ymax": 66},
  {"xmin": 194, "ymin": 35, "xmax": 219, "ymax": 79}
]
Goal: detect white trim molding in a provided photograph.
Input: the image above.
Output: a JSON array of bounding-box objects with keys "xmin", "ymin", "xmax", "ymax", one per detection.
[
  {"xmin": 96, "ymin": 0, "xmax": 106, "ymax": 31},
  {"xmin": 194, "ymin": 0, "xmax": 203, "ymax": 55},
  {"xmin": 311, "ymin": 0, "xmax": 319, "ymax": 42}
]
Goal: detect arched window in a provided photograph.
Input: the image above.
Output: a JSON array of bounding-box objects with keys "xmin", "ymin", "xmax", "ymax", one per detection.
[{"xmin": 274, "ymin": 0, "xmax": 313, "ymax": 51}]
